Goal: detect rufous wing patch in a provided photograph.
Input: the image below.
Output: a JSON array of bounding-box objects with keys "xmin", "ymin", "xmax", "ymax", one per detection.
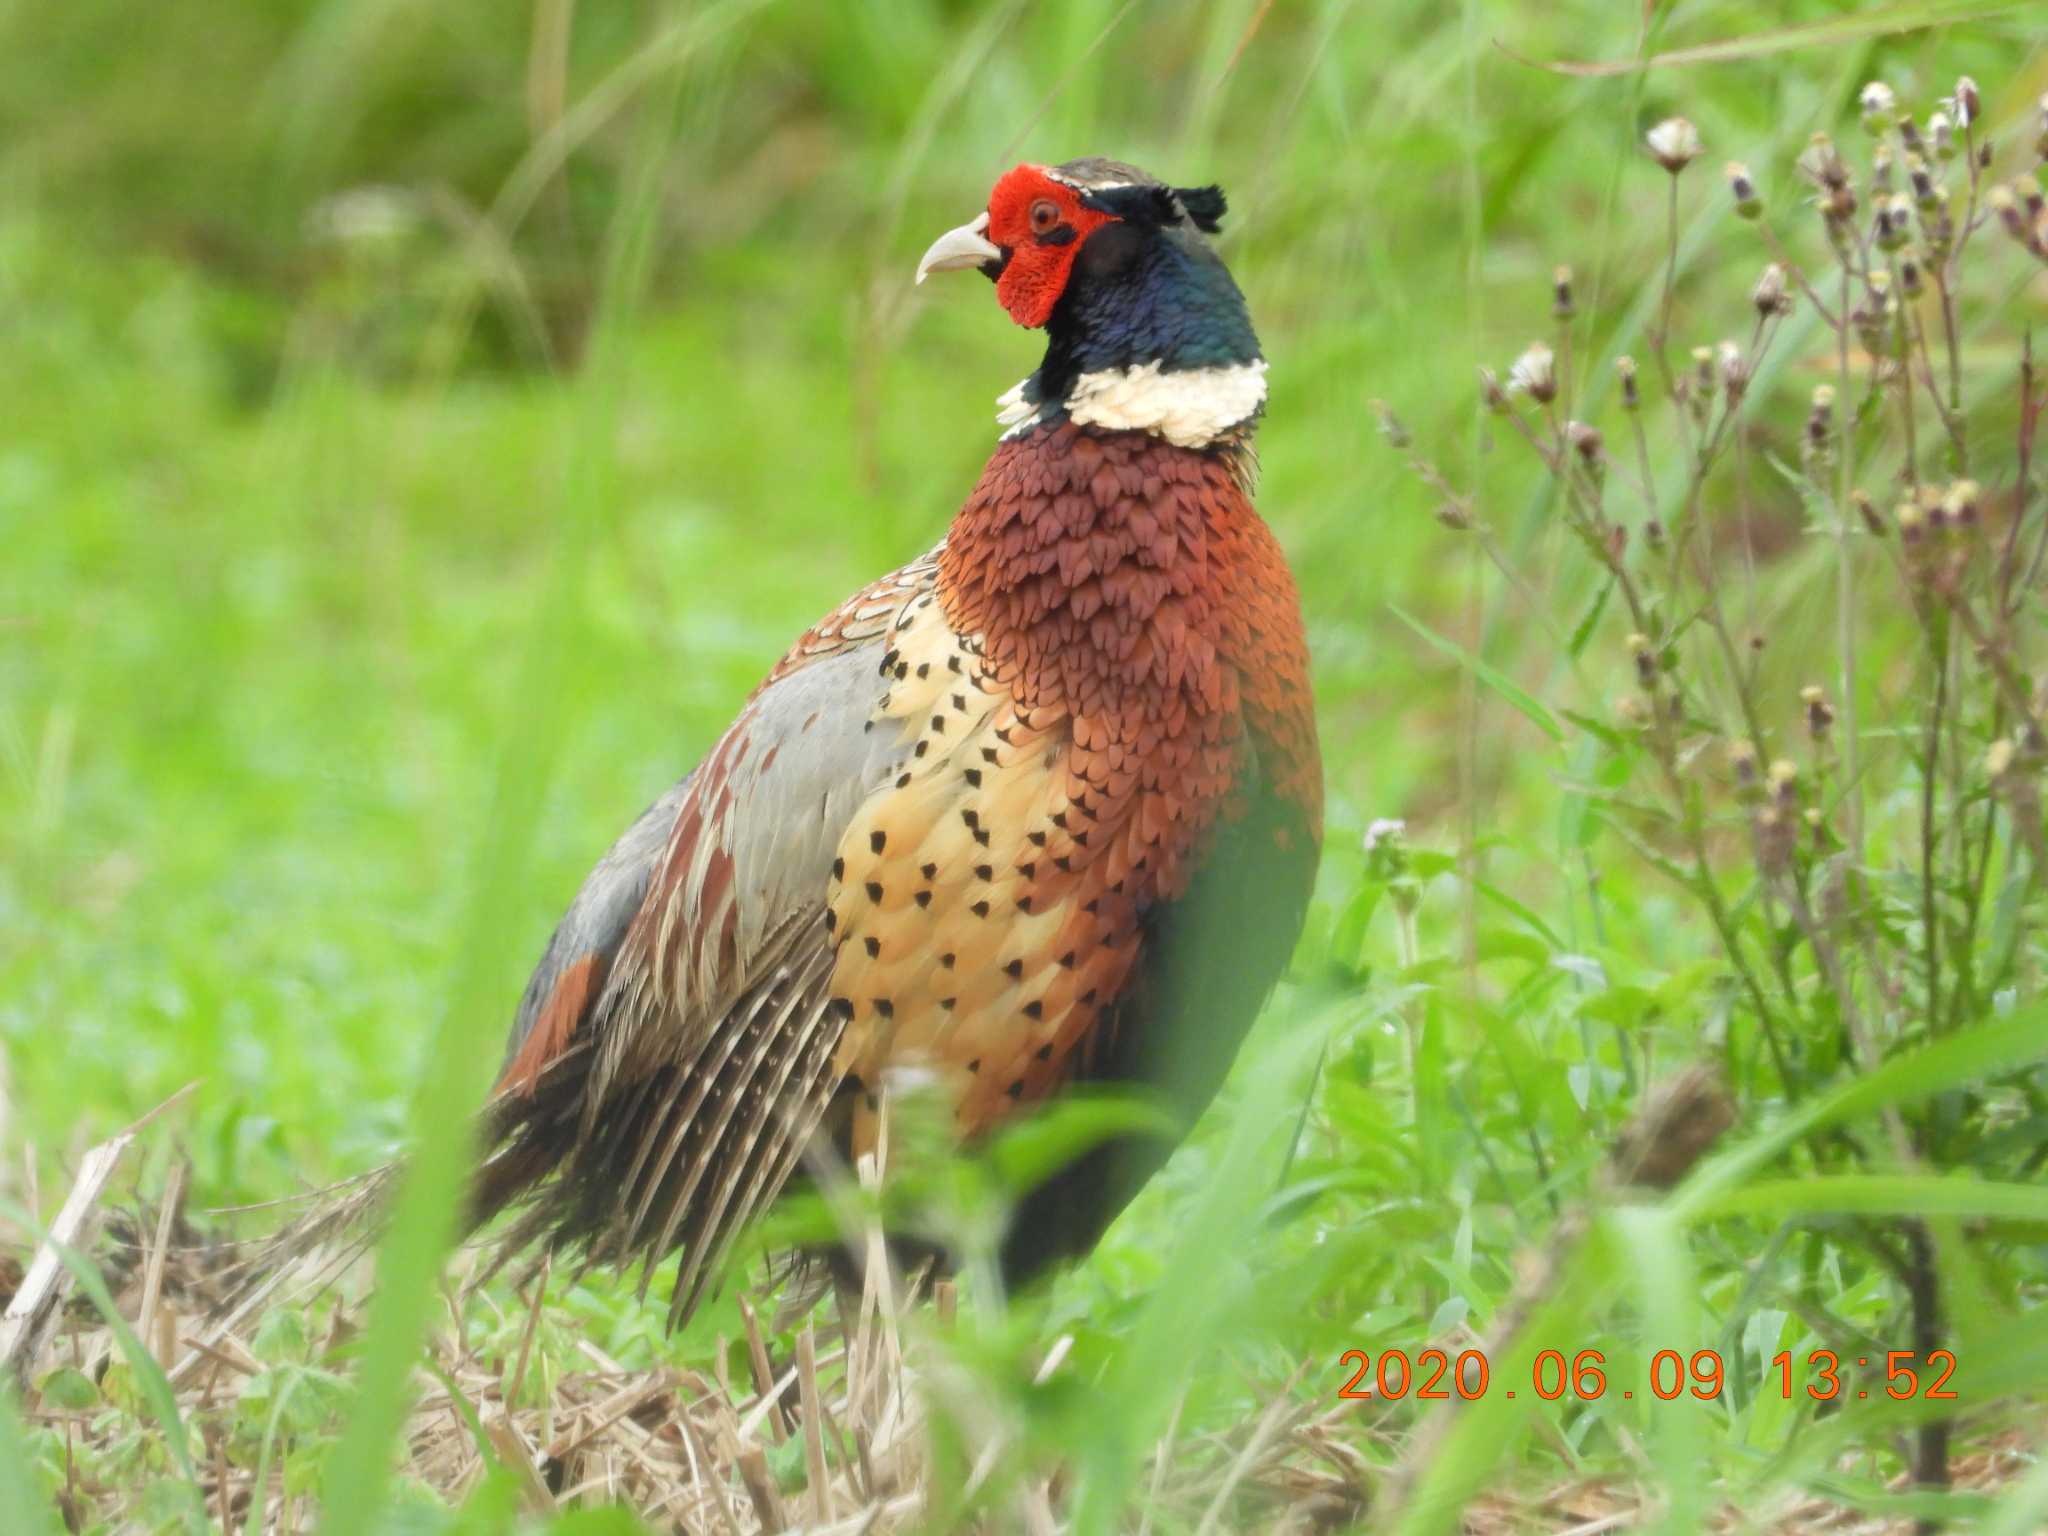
[{"xmin": 496, "ymin": 952, "xmax": 606, "ymax": 1098}]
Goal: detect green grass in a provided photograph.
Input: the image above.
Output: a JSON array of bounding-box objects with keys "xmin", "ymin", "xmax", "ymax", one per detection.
[{"xmin": 5, "ymin": 0, "xmax": 2048, "ymax": 1531}]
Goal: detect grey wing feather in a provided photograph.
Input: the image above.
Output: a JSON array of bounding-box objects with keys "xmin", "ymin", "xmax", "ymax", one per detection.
[{"xmin": 504, "ymin": 778, "xmax": 689, "ymax": 1072}]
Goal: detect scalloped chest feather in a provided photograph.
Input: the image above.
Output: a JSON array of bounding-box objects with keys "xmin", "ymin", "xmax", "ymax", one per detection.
[{"xmin": 822, "ymin": 420, "xmax": 1320, "ymax": 1152}]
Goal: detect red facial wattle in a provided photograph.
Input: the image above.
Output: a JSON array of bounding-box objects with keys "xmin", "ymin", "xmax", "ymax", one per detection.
[{"xmin": 982, "ymin": 165, "xmax": 1116, "ymax": 329}]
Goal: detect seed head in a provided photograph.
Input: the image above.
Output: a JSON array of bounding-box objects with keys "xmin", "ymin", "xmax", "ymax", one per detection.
[
  {"xmin": 1907, "ymin": 155, "xmax": 1938, "ymax": 209},
  {"xmin": 1768, "ymin": 759, "xmax": 1800, "ymax": 810},
  {"xmin": 1479, "ymin": 366, "xmax": 1509, "ymax": 415},
  {"xmin": 1929, "ymin": 110, "xmax": 1957, "ymax": 161},
  {"xmin": 1955, "ymin": 76, "xmax": 1981, "ymax": 129},
  {"xmin": 1753, "ymin": 808, "xmax": 1794, "ymax": 877},
  {"xmin": 1874, "ymin": 192, "xmax": 1914, "ymax": 250},
  {"xmin": 1805, "ymin": 386, "xmax": 1835, "ymax": 454},
  {"xmin": 1615, "ymin": 355, "xmax": 1640, "ymax": 411},
  {"xmin": 1898, "ymin": 254, "xmax": 1924, "ymax": 297},
  {"xmin": 1433, "ymin": 501, "xmax": 1473, "ymax": 532},
  {"xmin": 1853, "ymin": 489, "xmax": 1885, "ymax": 537},
  {"xmin": 1566, "ymin": 419, "xmax": 1604, "ymax": 466},
  {"xmin": 1689, "ymin": 345, "xmax": 1718, "ymax": 401},
  {"xmin": 1646, "ymin": 117, "xmax": 1703, "ymax": 174},
  {"xmin": 1803, "ymin": 132, "xmax": 1850, "ymax": 191},
  {"xmin": 1859, "ymin": 81, "xmax": 1897, "ymax": 134},
  {"xmin": 1897, "ymin": 500, "xmax": 1927, "ymax": 544},
  {"xmin": 1725, "ymin": 161, "xmax": 1762, "ymax": 219},
  {"xmin": 1373, "ymin": 399, "xmax": 1412, "ymax": 449},
  {"xmin": 1717, "ymin": 340, "xmax": 1749, "ymax": 400},
  {"xmin": 1752, "ymin": 261, "xmax": 1792, "ymax": 317},
  {"xmin": 1508, "ymin": 341, "xmax": 1557, "ymax": 404},
  {"xmin": 1728, "ymin": 739, "xmax": 1759, "ymax": 790},
  {"xmin": 1989, "ymin": 182, "xmax": 2026, "ymax": 240},
  {"xmin": 1801, "ymin": 685, "xmax": 1836, "ymax": 738},
  {"xmin": 1552, "ymin": 265, "xmax": 1576, "ymax": 320},
  {"xmin": 1944, "ymin": 479, "xmax": 1981, "ymax": 530}
]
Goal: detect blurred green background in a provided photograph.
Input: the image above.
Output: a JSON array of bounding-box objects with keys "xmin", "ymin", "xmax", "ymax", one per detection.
[
  {"xmin": 0, "ymin": 0, "xmax": 2038, "ymax": 1279},
  {"xmin": 11, "ymin": 1, "xmax": 2048, "ymax": 1527}
]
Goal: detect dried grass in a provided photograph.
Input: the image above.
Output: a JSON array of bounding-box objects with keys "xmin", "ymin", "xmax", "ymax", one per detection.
[{"xmin": 5, "ymin": 1120, "xmax": 2035, "ymax": 1534}]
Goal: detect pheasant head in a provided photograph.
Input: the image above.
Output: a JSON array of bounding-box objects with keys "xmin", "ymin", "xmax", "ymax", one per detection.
[{"xmin": 916, "ymin": 158, "xmax": 1265, "ymax": 449}]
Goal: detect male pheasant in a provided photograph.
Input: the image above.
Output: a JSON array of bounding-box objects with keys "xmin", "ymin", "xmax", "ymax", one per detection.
[{"xmin": 476, "ymin": 158, "xmax": 1321, "ymax": 1323}]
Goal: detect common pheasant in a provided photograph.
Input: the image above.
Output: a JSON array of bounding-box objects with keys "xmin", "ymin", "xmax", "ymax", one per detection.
[{"xmin": 476, "ymin": 157, "xmax": 1322, "ymax": 1323}]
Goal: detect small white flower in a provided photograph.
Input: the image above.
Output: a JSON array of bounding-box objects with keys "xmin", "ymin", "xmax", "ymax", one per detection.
[
  {"xmin": 1646, "ymin": 116, "xmax": 1703, "ymax": 173},
  {"xmin": 1507, "ymin": 341, "xmax": 1557, "ymax": 404},
  {"xmin": 1363, "ymin": 818, "xmax": 1407, "ymax": 853},
  {"xmin": 1858, "ymin": 81, "xmax": 1896, "ymax": 127}
]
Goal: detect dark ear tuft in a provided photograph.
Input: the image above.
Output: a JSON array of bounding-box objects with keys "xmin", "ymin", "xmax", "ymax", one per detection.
[
  {"xmin": 1081, "ymin": 183, "xmax": 1182, "ymax": 228},
  {"xmin": 1175, "ymin": 185, "xmax": 1227, "ymax": 233}
]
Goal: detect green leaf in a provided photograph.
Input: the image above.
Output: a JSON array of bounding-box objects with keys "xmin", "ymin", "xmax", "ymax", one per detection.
[{"xmin": 35, "ymin": 1367, "xmax": 97, "ymax": 1412}]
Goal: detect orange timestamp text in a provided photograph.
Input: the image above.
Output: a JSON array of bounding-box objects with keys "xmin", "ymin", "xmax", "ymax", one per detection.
[{"xmin": 1336, "ymin": 1347, "xmax": 1959, "ymax": 1403}]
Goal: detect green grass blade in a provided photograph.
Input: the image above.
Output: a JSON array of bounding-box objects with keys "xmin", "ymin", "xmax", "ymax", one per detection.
[
  {"xmin": 1391, "ymin": 603, "xmax": 1565, "ymax": 744},
  {"xmin": 312, "ymin": 16, "xmax": 698, "ymax": 1531},
  {"xmin": 1520, "ymin": 0, "xmax": 2031, "ymax": 75},
  {"xmin": 0, "ymin": 1387, "xmax": 59, "ymax": 1536},
  {"xmin": 1673, "ymin": 1006, "xmax": 2048, "ymax": 1219},
  {"xmin": 1697, "ymin": 1175, "xmax": 2048, "ymax": 1224}
]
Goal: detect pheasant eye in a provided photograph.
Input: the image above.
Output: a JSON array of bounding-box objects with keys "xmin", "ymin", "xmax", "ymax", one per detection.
[{"xmin": 1028, "ymin": 199, "xmax": 1061, "ymax": 235}]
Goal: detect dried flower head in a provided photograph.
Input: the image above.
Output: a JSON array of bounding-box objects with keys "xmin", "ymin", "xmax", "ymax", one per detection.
[
  {"xmin": 1753, "ymin": 807, "xmax": 1795, "ymax": 876},
  {"xmin": 1615, "ymin": 355, "xmax": 1640, "ymax": 411},
  {"xmin": 1566, "ymin": 419, "xmax": 1604, "ymax": 464},
  {"xmin": 1944, "ymin": 479, "xmax": 1981, "ymax": 529},
  {"xmin": 1955, "ymin": 76, "xmax": 1981, "ymax": 128},
  {"xmin": 1373, "ymin": 399, "xmax": 1412, "ymax": 449},
  {"xmin": 1853, "ymin": 489, "xmax": 1885, "ymax": 536},
  {"xmin": 1751, "ymin": 262, "xmax": 1792, "ymax": 317},
  {"xmin": 1726, "ymin": 161, "xmax": 1762, "ymax": 219},
  {"xmin": 1897, "ymin": 500, "xmax": 1927, "ymax": 544},
  {"xmin": 1728, "ymin": 739, "xmax": 1760, "ymax": 790},
  {"xmin": 1874, "ymin": 192, "xmax": 1914, "ymax": 250},
  {"xmin": 1859, "ymin": 81, "xmax": 1897, "ymax": 133},
  {"xmin": 1928, "ymin": 109, "xmax": 1957, "ymax": 161},
  {"xmin": 1803, "ymin": 132, "xmax": 1850, "ymax": 191},
  {"xmin": 1552, "ymin": 265, "xmax": 1576, "ymax": 320},
  {"xmin": 1907, "ymin": 155, "xmax": 1938, "ymax": 208},
  {"xmin": 1801, "ymin": 685, "xmax": 1836, "ymax": 738},
  {"xmin": 1646, "ymin": 117, "xmax": 1703, "ymax": 174},
  {"xmin": 1805, "ymin": 385, "xmax": 1836, "ymax": 455},
  {"xmin": 1479, "ymin": 366, "xmax": 1509, "ymax": 414},
  {"xmin": 1507, "ymin": 341, "xmax": 1557, "ymax": 404},
  {"xmin": 1717, "ymin": 340, "xmax": 1749, "ymax": 399}
]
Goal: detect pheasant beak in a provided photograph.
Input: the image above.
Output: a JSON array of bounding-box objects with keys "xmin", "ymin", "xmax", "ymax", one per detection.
[{"xmin": 915, "ymin": 211, "xmax": 1004, "ymax": 285}]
